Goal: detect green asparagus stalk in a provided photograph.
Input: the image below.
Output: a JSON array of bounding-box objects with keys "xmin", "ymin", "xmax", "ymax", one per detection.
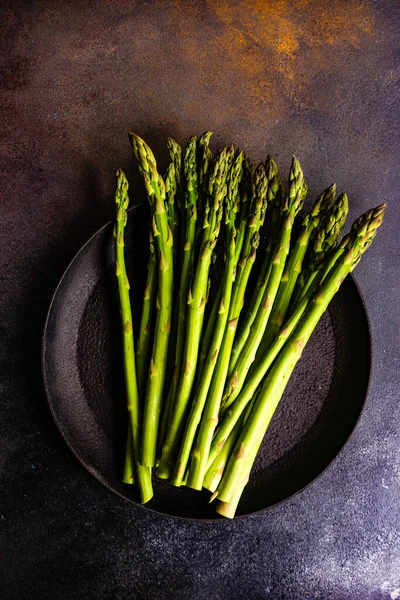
[
  {"xmin": 166, "ymin": 137, "xmax": 184, "ymax": 286},
  {"xmin": 233, "ymin": 155, "xmax": 254, "ymax": 262},
  {"xmin": 215, "ymin": 432, "xmax": 261, "ymax": 518},
  {"xmin": 210, "ymin": 235, "xmax": 347, "ymax": 465},
  {"xmin": 165, "ymin": 162, "xmax": 178, "ymax": 262},
  {"xmin": 261, "ymin": 184, "xmax": 337, "ymax": 349},
  {"xmin": 162, "ymin": 160, "xmax": 180, "ymax": 401},
  {"xmin": 265, "ymin": 154, "xmax": 286, "ymax": 246},
  {"xmin": 172, "ymin": 136, "xmax": 199, "ymax": 384},
  {"xmin": 197, "ymin": 131, "xmax": 213, "ymax": 222},
  {"xmin": 204, "ymin": 389, "xmax": 259, "ymax": 493},
  {"xmin": 167, "ymin": 137, "xmax": 183, "ymax": 231},
  {"xmin": 186, "ymin": 134, "xmax": 214, "ymax": 385},
  {"xmin": 160, "ymin": 138, "xmax": 198, "ymax": 446},
  {"xmin": 204, "ymin": 420, "xmax": 241, "ymax": 494},
  {"xmin": 221, "ymin": 156, "xmax": 306, "ymax": 413},
  {"xmin": 122, "ymin": 427, "xmax": 135, "ymax": 485},
  {"xmin": 292, "ymin": 192, "xmax": 349, "ymax": 307},
  {"xmin": 114, "ymin": 168, "xmax": 153, "ymax": 502},
  {"xmin": 157, "ymin": 147, "xmax": 230, "ymax": 478},
  {"xmin": 187, "ymin": 163, "xmax": 267, "ymax": 490},
  {"xmin": 158, "ymin": 140, "xmax": 183, "ymax": 450},
  {"xmin": 228, "ymin": 155, "xmax": 283, "ymax": 372},
  {"xmin": 129, "ymin": 133, "xmax": 174, "ymax": 468},
  {"xmin": 136, "ymin": 230, "xmax": 157, "ymax": 398},
  {"xmin": 196, "ymin": 155, "xmax": 252, "ymax": 381},
  {"xmin": 215, "ymin": 204, "xmax": 385, "ymax": 508},
  {"xmin": 196, "ymin": 285, "xmax": 223, "ymax": 383},
  {"xmin": 171, "ymin": 151, "xmax": 244, "ymax": 486}
]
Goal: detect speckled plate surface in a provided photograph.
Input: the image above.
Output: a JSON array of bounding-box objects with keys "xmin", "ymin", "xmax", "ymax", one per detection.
[{"xmin": 42, "ymin": 206, "xmax": 371, "ymax": 519}]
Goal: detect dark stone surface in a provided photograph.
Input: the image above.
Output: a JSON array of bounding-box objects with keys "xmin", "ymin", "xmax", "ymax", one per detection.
[{"xmin": 1, "ymin": 0, "xmax": 399, "ymax": 598}]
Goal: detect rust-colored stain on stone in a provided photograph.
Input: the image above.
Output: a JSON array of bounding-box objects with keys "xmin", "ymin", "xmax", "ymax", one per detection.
[
  {"xmin": 2, "ymin": 0, "xmax": 394, "ymax": 236},
  {"xmin": 174, "ymin": 0, "xmax": 374, "ymax": 110}
]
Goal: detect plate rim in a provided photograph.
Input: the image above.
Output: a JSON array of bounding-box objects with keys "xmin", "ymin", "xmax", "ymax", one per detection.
[{"xmin": 42, "ymin": 207, "xmax": 373, "ymax": 522}]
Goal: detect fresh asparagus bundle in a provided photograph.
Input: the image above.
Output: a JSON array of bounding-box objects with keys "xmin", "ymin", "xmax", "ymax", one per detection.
[
  {"xmin": 209, "ymin": 194, "xmax": 352, "ymax": 462},
  {"xmin": 195, "ymin": 155, "xmax": 252, "ymax": 383},
  {"xmin": 214, "ymin": 205, "xmax": 385, "ymax": 511},
  {"xmin": 221, "ymin": 157, "xmax": 306, "ymax": 410},
  {"xmin": 251, "ymin": 190, "xmax": 349, "ymax": 380},
  {"xmin": 171, "ymin": 150, "xmax": 245, "ymax": 486},
  {"xmin": 114, "ymin": 131, "xmax": 384, "ymax": 518},
  {"xmin": 187, "ymin": 162, "xmax": 268, "ymax": 490},
  {"xmin": 260, "ymin": 183, "xmax": 338, "ymax": 349},
  {"xmin": 228, "ymin": 155, "xmax": 284, "ymax": 371},
  {"xmin": 157, "ymin": 147, "xmax": 232, "ymax": 478}
]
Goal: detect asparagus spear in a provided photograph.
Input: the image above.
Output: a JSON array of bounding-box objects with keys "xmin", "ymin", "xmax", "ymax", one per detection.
[
  {"xmin": 129, "ymin": 133, "xmax": 174, "ymax": 468},
  {"xmin": 196, "ymin": 285, "xmax": 223, "ymax": 384},
  {"xmin": 114, "ymin": 169, "xmax": 153, "ymax": 502},
  {"xmin": 167, "ymin": 137, "xmax": 183, "ymax": 244},
  {"xmin": 187, "ymin": 162, "xmax": 267, "ymax": 490},
  {"xmin": 221, "ymin": 156, "xmax": 306, "ymax": 413},
  {"xmin": 157, "ymin": 147, "xmax": 230, "ymax": 478},
  {"xmin": 159, "ymin": 166, "xmax": 182, "ymax": 451},
  {"xmin": 171, "ymin": 151, "xmax": 244, "ymax": 486},
  {"xmin": 204, "ymin": 389, "xmax": 259, "ymax": 493},
  {"xmin": 228, "ymin": 155, "xmax": 284, "ymax": 372},
  {"xmin": 122, "ymin": 427, "xmax": 135, "ymax": 485},
  {"xmin": 215, "ymin": 433, "xmax": 261, "ymax": 519},
  {"xmin": 166, "ymin": 135, "xmax": 184, "ymax": 319},
  {"xmin": 253, "ymin": 190, "xmax": 348, "ymax": 373},
  {"xmin": 291, "ymin": 192, "xmax": 349, "ymax": 309},
  {"xmin": 172, "ymin": 136, "xmax": 199, "ymax": 387},
  {"xmin": 165, "ymin": 162, "xmax": 178, "ymax": 262},
  {"xmin": 197, "ymin": 132, "xmax": 213, "ymax": 225},
  {"xmin": 215, "ymin": 204, "xmax": 385, "ymax": 509},
  {"xmin": 160, "ymin": 139, "xmax": 198, "ymax": 447},
  {"xmin": 233, "ymin": 155, "xmax": 254, "ymax": 262},
  {"xmin": 262, "ymin": 184, "xmax": 337, "ymax": 348},
  {"xmin": 196, "ymin": 154, "xmax": 252, "ymax": 382},
  {"xmin": 136, "ymin": 230, "xmax": 157, "ymax": 398},
  {"xmin": 265, "ymin": 154, "xmax": 286, "ymax": 247}
]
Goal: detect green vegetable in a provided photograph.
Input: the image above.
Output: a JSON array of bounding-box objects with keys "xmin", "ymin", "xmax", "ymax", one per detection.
[
  {"xmin": 114, "ymin": 132, "xmax": 384, "ymax": 518},
  {"xmin": 228, "ymin": 155, "xmax": 283, "ymax": 373},
  {"xmin": 221, "ymin": 156, "xmax": 306, "ymax": 413},
  {"xmin": 187, "ymin": 162, "xmax": 267, "ymax": 490},
  {"xmin": 261, "ymin": 184, "xmax": 337, "ymax": 350},
  {"xmin": 136, "ymin": 230, "xmax": 157, "ymax": 398},
  {"xmin": 130, "ymin": 134, "xmax": 174, "ymax": 468},
  {"xmin": 214, "ymin": 205, "xmax": 385, "ymax": 511},
  {"xmin": 171, "ymin": 151, "xmax": 244, "ymax": 486},
  {"xmin": 114, "ymin": 168, "xmax": 153, "ymax": 502},
  {"xmin": 157, "ymin": 147, "xmax": 231, "ymax": 479}
]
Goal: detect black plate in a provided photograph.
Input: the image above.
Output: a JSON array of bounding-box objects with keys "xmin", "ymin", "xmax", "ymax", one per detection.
[{"xmin": 42, "ymin": 206, "xmax": 371, "ymax": 520}]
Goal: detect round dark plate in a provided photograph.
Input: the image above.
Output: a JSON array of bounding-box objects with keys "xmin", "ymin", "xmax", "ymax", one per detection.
[{"xmin": 42, "ymin": 206, "xmax": 371, "ymax": 520}]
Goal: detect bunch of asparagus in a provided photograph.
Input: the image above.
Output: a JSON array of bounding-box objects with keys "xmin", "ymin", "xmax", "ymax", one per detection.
[{"xmin": 114, "ymin": 132, "xmax": 385, "ymax": 518}]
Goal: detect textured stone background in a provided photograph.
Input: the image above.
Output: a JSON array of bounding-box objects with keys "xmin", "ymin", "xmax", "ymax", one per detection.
[{"xmin": 1, "ymin": 1, "xmax": 399, "ymax": 598}]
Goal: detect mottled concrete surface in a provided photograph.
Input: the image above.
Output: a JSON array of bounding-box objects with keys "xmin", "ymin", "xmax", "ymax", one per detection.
[{"xmin": 1, "ymin": 0, "xmax": 399, "ymax": 598}]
